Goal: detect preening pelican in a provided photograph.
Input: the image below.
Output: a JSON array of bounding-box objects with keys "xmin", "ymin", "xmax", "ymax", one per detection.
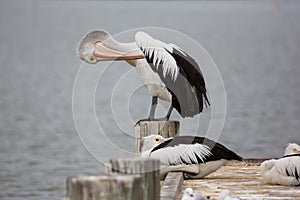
[
  {"xmin": 77, "ymin": 30, "xmax": 210, "ymax": 122},
  {"xmin": 140, "ymin": 134, "xmax": 242, "ymax": 179},
  {"xmin": 260, "ymin": 143, "xmax": 300, "ymax": 186}
]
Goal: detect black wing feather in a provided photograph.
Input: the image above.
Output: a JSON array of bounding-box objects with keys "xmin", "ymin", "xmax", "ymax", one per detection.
[
  {"xmin": 141, "ymin": 45, "xmax": 209, "ymax": 117},
  {"xmin": 282, "ymin": 154, "xmax": 300, "ymax": 158},
  {"xmin": 169, "ymin": 47, "xmax": 210, "ymax": 107},
  {"xmin": 295, "ymin": 167, "xmax": 299, "ymax": 181},
  {"xmin": 280, "ymin": 155, "xmax": 300, "ymax": 181}
]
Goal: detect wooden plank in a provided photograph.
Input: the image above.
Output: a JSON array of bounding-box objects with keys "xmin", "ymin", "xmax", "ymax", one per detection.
[
  {"xmin": 135, "ymin": 121, "xmax": 180, "ymax": 154},
  {"xmin": 161, "ymin": 172, "xmax": 184, "ymax": 200},
  {"xmin": 242, "ymin": 158, "xmax": 273, "ymax": 166},
  {"xmin": 178, "ymin": 160, "xmax": 300, "ymax": 200}
]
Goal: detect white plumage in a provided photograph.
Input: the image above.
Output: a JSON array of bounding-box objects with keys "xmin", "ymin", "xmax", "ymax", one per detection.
[
  {"xmin": 140, "ymin": 134, "xmax": 242, "ymax": 179},
  {"xmin": 150, "ymin": 143, "xmax": 212, "ymax": 165},
  {"xmin": 135, "ymin": 31, "xmax": 179, "ymax": 81},
  {"xmin": 260, "ymin": 143, "xmax": 300, "ymax": 186},
  {"xmin": 217, "ymin": 189, "xmax": 241, "ymax": 200},
  {"xmin": 135, "ymin": 59, "xmax": 171, "ymax": 102},
  {"xmin": 181, "ymin": 188, "xmax": 210, "ymax": 200}
]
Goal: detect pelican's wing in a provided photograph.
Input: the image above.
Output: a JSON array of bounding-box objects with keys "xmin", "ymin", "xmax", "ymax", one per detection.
[
  {"xmin": 168, "ymin": 43, "xmax": 210, "ymax": 105},
  {"xmin": 135, "ymin": 32, "xmax": 209, "ymax": 117},
  {"xmin": 135, "ymin": 32, "xmax": 179, "ymax": 80},
  {"xmin": 150, "ymin": 139, "xmax": 212, "ymax": 165},
  {"xmin": 149, "ymin": 136, "xmax": 242, "ymax": 165},
  {"xmin": 260, "ymin": 159, "xmax": 277, "ymax": 175},
  {"xmin": 276, "ymin": 156, "xmax": 300, "ymax": 180}
]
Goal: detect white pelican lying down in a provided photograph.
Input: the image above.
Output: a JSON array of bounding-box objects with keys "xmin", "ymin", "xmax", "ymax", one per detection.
[
  {"xmin": 181, "ymin": 188, "xmax": 210, "ymax": 200},
  {"xmin": 77, "ymin": 30, "xmax": 210, "ymax": 122},
  {"xmin": 140, "ymin": 135, "xmax": 242, "ymax": 179},
  {"xmin": 260, "ymin": 143, "xmax": 300, "ymax": 186}
]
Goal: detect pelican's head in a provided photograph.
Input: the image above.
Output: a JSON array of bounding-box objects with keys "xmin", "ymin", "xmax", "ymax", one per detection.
[
  {"xmin": 77, "ymin": 30, "xmax": 144, "ymax": 64},
  {"xmin": 140, "ymin": 134, "xmax": 165, "ymax": 153},
  {"xmin": 77, "ymin": 30, "xmax": 110, "ymax": 64},
  {"xmin": 284, "ymin": 143, "xmax": 300, "ymax": 156},
  {"xmin": 182, "ymin": 188, "xmax": 194, "ymax": 199}
]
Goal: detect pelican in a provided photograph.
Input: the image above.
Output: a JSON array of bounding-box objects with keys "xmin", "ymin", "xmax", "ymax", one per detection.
[
  {"xmin": 181, "ymin": 188, "xmax": 210, "ymax": 200},
  {"xmin": 140, "ymin": 134, "xmax": 242, "ymax": 179},
  {"xmin": 217, "ymin": 189, "xmax": 241, "ymax": 200},
  {"xmin": 77, "ymin": 30, "xmax": 210, "ymax": 122},
  {"xmin": 260, "ymin": 143, "xmax": 300, "ymax": 186}
]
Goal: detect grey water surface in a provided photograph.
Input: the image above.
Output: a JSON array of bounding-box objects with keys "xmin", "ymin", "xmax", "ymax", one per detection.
[{"xmin": 1, "ymin": 1, "xmax": 300, "ymax": 199}]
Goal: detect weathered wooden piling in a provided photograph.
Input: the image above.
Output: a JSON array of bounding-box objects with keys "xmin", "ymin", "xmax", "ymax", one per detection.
[
  {"xmin": 135, "ymin": 120, "xmax": 180, "ymax": 154},
  {"xmin": 66, "ymin": 174, "xmax": 142, "ymax": 200},
  {"xmin": 109, "ymin": 157, "xmax": 160, "ymax": 200}
]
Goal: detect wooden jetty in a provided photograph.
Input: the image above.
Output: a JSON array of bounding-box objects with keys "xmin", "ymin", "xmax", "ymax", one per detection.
[
  {"xmin": 176, "ymin": 159, "xmax": 300, "ymax": 200},
  {"xmin": 64, "ymin": 121, "xmax": 300, "ymax": 200}
]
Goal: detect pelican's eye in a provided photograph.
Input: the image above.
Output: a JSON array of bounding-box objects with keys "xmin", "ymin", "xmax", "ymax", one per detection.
[
  {"xmin": 88, "ymin": 56, "xmax": 96, "ymax": 63},
  {"xmin": 293, "ymin": 148, "xmax": 299, "ymax": 153},
  {"xmin": 155, "ymin": 138, "xmax": 161, "ymax": 142}
]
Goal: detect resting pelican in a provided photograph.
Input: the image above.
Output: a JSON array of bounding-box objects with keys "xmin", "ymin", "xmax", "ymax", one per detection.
[
  {"xmin": 77, "ymin": 30, "xmax": 210, "ymax": 122},
  {"xmin": 140, "ymin": 134, "xmax": 242, "ymax": 179},
  {"xmin": 260, "ymin": 143, "xmax": 300, "ymax": 186},
  {"xmin": 181, "ymin": 188, "xmax": 210, "ymax": 200}
]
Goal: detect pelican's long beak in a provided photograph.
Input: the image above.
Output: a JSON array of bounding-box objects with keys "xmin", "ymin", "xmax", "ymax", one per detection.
[{"xmin": 93, "ymin": 42, "xmax": 144, "ymax": 61}]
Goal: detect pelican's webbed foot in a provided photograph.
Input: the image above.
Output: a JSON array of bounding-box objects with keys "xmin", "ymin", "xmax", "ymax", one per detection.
[{"xmin": 135, "ymin": 117, "xmax": 169, "ymax": 126}]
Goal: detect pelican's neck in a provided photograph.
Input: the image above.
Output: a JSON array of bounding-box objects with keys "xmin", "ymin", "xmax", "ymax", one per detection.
[
  {"xmin": 140, "ymin": 150, "xmax": 151, "ymax": 158},
  {"xmin": 103, "ymin": 38, "xmax": 142, "ymax": 67},
  {"xmin": 118, "ymin": 42, "xmax": 144, "ymax": 67},
  {"xmin": 125, "ymin": 59, "xmax": 138, "ymax": 67}
]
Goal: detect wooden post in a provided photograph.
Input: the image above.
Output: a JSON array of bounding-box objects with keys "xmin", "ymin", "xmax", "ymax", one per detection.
[
  {"xmin": 135, "ymin": 121, "xmax": 180, "ymax": 154},
  {"xmin": 66, "ymin": 174, "xmax": 142, "ymax": 200},
  {"xmin": 109, "ymin": 157, "xmax": 160, "ymax": 200}
]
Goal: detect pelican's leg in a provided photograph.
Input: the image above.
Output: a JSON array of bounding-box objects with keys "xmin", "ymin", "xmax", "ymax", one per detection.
[
  {"xmin": 148, "ymin": 96, "xmax": 158, "ymax": 120},
  {"xmin": 136, "ymin": 96, "xmax": 158, "ymax": 125},
  {"xmin": 154, "ymin": 104, "xmax": 173, "ymax": 121},
  {"xmin": 165, "ymin": 104, "xmax": 173, "ymax": 120},
  {"xmin": 136, "ymin": 97, "xmax": 172, "ymax": 125}
]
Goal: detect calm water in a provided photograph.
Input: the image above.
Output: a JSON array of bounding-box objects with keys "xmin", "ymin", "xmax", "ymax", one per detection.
[{"xmin": 1, "ymin": 0, "xmax": 300, "ymax": 199}]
